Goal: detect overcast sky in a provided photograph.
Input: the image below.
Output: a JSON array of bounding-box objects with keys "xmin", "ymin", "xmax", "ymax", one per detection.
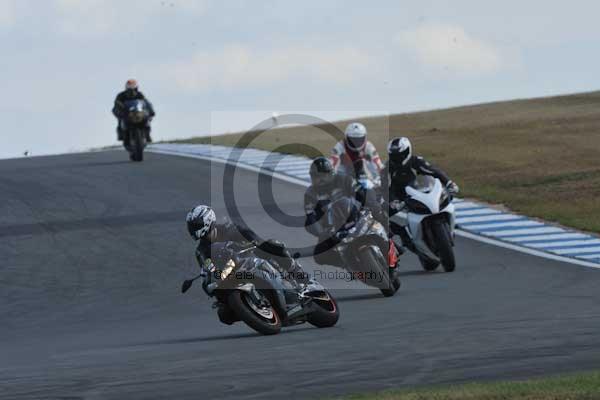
[{"xmin": 2, "ymin": 0, "xmax": 600, "ymax": 158}]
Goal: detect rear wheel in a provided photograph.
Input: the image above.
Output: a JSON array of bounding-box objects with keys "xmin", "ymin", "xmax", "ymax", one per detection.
[
  {"xmin": 307, "ymin": 291, "xmax": 339, "ymax": 328},
  {"xmin": 431, "ymin": 221, "xmax": 456, "ymax": 272},
  {"xmin": 228, "ymin": 290, "xmax": 281, "ymax": 335}
]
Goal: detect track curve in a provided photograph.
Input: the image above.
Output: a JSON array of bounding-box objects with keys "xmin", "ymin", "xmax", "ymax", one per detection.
[{"xmin": 1, "ymin": 150, "xmax": 600, "ymax": 400}]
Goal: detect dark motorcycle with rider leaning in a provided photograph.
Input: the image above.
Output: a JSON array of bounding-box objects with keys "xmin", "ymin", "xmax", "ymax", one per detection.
[
  {"xmin": 182, "ymin": 240, "xmax": 339, "ymax": 335},
  {"xmin": 312, "ymin": 193, "xmax": 401, "ymax": 297}
]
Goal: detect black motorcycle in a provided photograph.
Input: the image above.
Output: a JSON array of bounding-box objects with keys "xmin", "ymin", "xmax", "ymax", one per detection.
[
  {"xmin": 182, "ymin": 242, "xmax": 339, "ymax": 335},
  {"xmin": 122, "ymin": 99, "xmax": 151, "ymax": 162},
  {"xmin": 322, "ymin": 197, "xmax": 401, "ymax": 297}
]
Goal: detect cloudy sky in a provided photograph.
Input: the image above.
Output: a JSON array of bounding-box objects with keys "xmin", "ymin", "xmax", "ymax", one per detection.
[{"xmin": 1, "ymin": 0, "xmax": 600, "ymax": 158}]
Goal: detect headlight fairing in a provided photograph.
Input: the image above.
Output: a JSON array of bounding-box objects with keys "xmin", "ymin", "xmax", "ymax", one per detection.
[
  {"xmin": 406, "ymin": 198, "xmax": 431, "ymax": 214},
  {"xmin": 129, "ymin": 110, "xmax": 146, "ymax": 123},
  {"xmin": 220, "ymin": 259, "xmax": 236, "ymax": 280}
]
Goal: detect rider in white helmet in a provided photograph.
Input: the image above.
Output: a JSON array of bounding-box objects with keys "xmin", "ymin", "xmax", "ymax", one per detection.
[{"xmin": 330, "ymin": 122, "xmax": 383, "ymax": 178}]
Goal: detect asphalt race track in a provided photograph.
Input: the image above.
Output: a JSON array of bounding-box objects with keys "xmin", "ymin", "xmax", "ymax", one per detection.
[{"xmin": 2, "ymin": 150, "xmax": 600, "ymax": 400}]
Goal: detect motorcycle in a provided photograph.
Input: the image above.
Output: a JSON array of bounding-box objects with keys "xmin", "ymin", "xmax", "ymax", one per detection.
[
  {"xmin": 181, "ymin": 242, "xmax": 339, "ymax": 335},
  {"xmin": 122, "ymin": 99, "xmax": 151, "ymax": 162},
  {"xmin": 389, "ymin": 175, "xmax": 457, "ymax": 272},
  {"xmin": 323, "ymin": 196, "xmax": 401, "ymax": 297}
]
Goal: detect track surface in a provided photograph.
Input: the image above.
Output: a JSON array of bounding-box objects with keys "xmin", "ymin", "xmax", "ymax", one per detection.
[{"xmin": 1, "ymin": 151, "xmax": 600, "ymax": 400}]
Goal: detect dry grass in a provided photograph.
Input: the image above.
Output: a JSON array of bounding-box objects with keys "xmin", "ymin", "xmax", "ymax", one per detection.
[{"xmin": 174, "ymin": 91, "xmax": 600, "ymax": 233}]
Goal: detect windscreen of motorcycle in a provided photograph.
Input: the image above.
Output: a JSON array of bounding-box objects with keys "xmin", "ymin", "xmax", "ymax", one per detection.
[
  {"xmin": 409, "ymin": 175, "xmax": 436, "ymax": 193},
  {"xmin": 327, "ymin": 197, "xmax": 360, "ymax": 232}
]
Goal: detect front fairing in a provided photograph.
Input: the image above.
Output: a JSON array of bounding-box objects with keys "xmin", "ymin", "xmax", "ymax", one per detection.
[
  {"xmin": 405, "ymin": 177, "xmax": 443, "ymax": 214},
  {"xmin": 124, "ymin": 99, "xmax": 149, "ymax": 125},
  {"xmin": 402, "ymin": 178, "xmax": 456, "ymax": 258}
]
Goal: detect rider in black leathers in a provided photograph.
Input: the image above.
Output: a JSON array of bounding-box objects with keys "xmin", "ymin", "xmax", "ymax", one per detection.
[
  {"xmin": 112, "ymin": 79, "xmax": 155, "ymax": 143},
  {"xmin": 304, "ymin": 157, "xmax": 385, "ymax": 267},
  {"xmin": 382, "ymin": 137, "xmax": 458, "ymax": 205},
  {"xmin": 383, "ymin": 137, "xmax": 459, "ymax": 250},
  {"xmin": 186, "ymin": 205, "xmax": 310, "ymax": 285}
]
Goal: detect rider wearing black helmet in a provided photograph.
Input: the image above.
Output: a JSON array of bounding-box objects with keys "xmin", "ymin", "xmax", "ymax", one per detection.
[
  {"xmin": 305, "ymin": 157, "xmax": 351, "ymax": 237},
  {"xmin": 186, "ymin": 205, "xmax": 309, "ymax": 285},
  {"xmin": 383, "ymin": 137, "xmax": 459, "ymax": 250},
  {"xmin": 383, "ymin": 137, "xmax": 459, "ymax": 205},
  {"xmin": 304, "ymin": 157, "xmax": 384, "ymax": 266}
]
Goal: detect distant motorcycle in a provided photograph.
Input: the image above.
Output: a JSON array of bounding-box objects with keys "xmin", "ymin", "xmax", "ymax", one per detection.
[
  {"xmin": 122, "ymin": 99, "xmax": 151, "ymax": 162},
  {"xmin": 323, "ymin": 196, "xmax": 401, "ymax": 297},
  {"xmin": 181, "ymin": 242, "xmax": 339, "ymax": 335},
  {"xmin": 389, "ymin": 175, "xmax": 457, "ymax": 272}
]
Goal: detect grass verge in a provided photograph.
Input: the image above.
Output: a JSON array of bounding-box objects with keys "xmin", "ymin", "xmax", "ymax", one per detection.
[
  {"xmin": 173, "ymin": 91, "xmax": 600, "ymax": 234},
  {"xmin": 331, "ymin": 371, "xmax": 600, "ymax": 400}
]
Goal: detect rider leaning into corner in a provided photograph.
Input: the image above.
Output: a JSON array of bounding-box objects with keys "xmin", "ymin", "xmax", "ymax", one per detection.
[
  {"xmin": 305, "ymin": 156, "xmax": 385, "ymax": 230},
  {"xmin": 112, "ymin": 79, "xmax": 156, "ymax": 143},
  {"xmin": 330, "ymin": 122, "xmax": 384, "ymax": 177},
  {"xmin": 186, "ymin": 205, "xmax": 311, "ymax": 288},
  {"xmin": 383, "ymin": 137, "xmax": 460, "ymax": 249},
  {"xmin": 304, "ymin": 157, "xmax": 387, "ymax": 267}
]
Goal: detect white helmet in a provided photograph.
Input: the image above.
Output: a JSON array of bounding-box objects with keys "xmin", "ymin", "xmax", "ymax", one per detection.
[
  {"xmin": 186, "ymin": 205, "xmax": 217, "ymax": 240},
  {"xmin": 387, "ymin": 137, "xmax": 412, "ymax": 166},
  {"xmin": 344, "ymin": 122, "xmax": 367, "ymax": 152}
]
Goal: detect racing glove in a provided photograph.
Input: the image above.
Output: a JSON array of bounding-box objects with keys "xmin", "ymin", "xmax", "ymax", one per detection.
[{"xmin": 446, "ymin": 180, "xmax": 460, "ymax": 195}]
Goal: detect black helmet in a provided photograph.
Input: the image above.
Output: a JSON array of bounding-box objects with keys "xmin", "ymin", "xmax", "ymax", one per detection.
[
  {"xmin": 388, "ymin": 137, "xmax": 412, "ymax": 166},
  {"xmin": 186, "ymin": 205, "xmax": 217, "ymax": 240},
  {"xmin": 309, "ymin": 157, "xmax": 335, "ymax": 189}
]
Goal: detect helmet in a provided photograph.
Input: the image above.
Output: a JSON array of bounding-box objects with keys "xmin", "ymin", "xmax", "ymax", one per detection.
[
  {"xmin": 388, "ymin": 137, "xmax": 412, "ymax": 166},
  {"xmin": 186, "ymin": 205, "xmax": 216, "ymax": 240},
  {"xmin": 125, "ymin": 79, "xmax": 139, "ymax": 91},
  {"xmin": 309, "ymin": 157, "xmax": 335, "ymax": 189},
  {"xmin": 344, "ymin": 122, "xmax": 367, "ymax": 152}
]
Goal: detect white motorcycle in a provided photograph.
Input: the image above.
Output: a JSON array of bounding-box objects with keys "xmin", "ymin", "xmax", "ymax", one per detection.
[{"xmin": 389, "ymin": 175, "xmax": 457, "ymax": 272}]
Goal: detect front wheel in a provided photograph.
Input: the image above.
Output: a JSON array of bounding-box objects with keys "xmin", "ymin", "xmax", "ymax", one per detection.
[
  {"xmin": 419, "ymin": 256, "xmax": 439, "ymax": 272},
  {"xmin": 359, "ymin": 247, "xmax": 398, "ymax": 297},
  {"xmin": 431, "ymin": 221, "xmax": 456, "ymax": 272},
  {"xmin": 133, "ymin": 129, "xmax": 145, "ymax": 162},
  {"xmin": 380, "ymin": 267, "xmax": 401, "ymax": 297},
  {"xmin": 307, "ymin": 292, "xmax": 339, "ymax": 328},
  {"xmin": 228, "ymin": 290, "xmax": 281, "ymax": 335}
]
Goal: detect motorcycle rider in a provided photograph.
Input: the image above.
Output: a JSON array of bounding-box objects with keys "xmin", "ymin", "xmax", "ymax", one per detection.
[
  {"xmin": 112, "ymin": 79, "xmax": 155, "ymax": 143},
  {"xmin": 383, "ymin": 137, "xmax": 459, "ymax": 249},
  {"xmin": 186, "ymin": 205, "xmax": 310, "ymax": 286},
  {"xmin": 330, "ymin": 122, "xmax": 384, "ymax": 177},
  {"xmin": 304, "ymin": 157, "xmax": 385, "ymax": 267}
]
